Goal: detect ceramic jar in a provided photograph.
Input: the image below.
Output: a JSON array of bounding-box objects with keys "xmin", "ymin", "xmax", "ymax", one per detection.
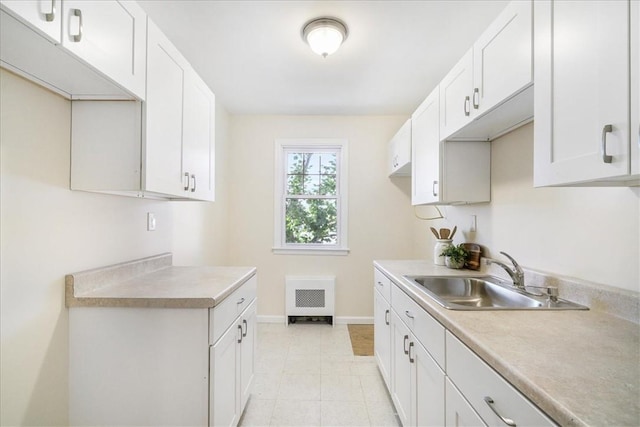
[{"xmin": 434, "ymin": 239, "xmax": 453, "ymax": 265}]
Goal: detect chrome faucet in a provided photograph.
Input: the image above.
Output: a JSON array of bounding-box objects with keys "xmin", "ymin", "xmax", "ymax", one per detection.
[{"xmin": 486, "ymin": 252, "xmax": 525, "ymax": 290}]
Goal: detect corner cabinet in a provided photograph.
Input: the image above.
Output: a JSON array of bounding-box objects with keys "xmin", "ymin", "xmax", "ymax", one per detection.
[
  {"xmin": 0, "ymin": 0, "xmax": 146, "ymax": 100},
  {"xmin": 411, "ymin": 86, "xmax": 491, "ymax": 205},
  {"xmin": 534, "ymin": 0, "xmax": 640, "ymax": 187},
  {"xmin": 71, "ymin": 20, "xmax": 215, "ymax": 201}
]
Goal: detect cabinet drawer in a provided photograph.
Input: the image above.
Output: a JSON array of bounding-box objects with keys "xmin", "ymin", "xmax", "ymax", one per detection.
[
  {"xmin": 391, "ymin": 283, "xmax": 445, "ymax": 369},
  {"xmin": 446, "ymin": 332, "xmax": 555, "ymax": 426},
  {"xmin": 210, "ymin": 274, "xmax": 257, "ymax": 344},
  {"xmin": 373, "ymin": 268, "xmax": 392, "ymax": 303}
]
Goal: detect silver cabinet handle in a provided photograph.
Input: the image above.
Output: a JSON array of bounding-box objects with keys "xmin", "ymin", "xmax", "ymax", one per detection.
[
  {"xmin": 408, "ymin": 342, "xmax": 415, "ymax": 363},
  {"xmin": 190, "ymin": 174, "xmax": 196, "ymax": 192},
  {"xmin": 404, "ymin": 310, "xmax": 414, "ymax": 319},
  {"xmin": 432, "ymin": 180, "xmax": 438, "ymax": 197},
  {"xmin": 403, "ymin": 335, "xmax": 409, "ymax": 355},
  {"xmin": 376, "ymin": 281, "xmax": 384, "ymax": 287},
  {"xmin": 242, "ymin": 319, "xmax": 248, "ymax": 337},
  {"xmin": 484, "ymin": 397, "xmax": 516, "ymax": 426},
  {"xmin": 384, "ymin": 309, "xmax": 389, "ymax": 326},
  {"xmin": 472, "ymin": 87, "xmax": 480, "ymax": 109},
  {"xmin": 45, "ymin": 0, "xmax": 55, "ymax": 22},
  {"xmin": 464, "ymin": 96, "xmax": 470, "ymax": 116},
  {"xmin": 237, "ymin": 325, "xmax": 243, "ymax": 343},
  {"xmin": 601, "ymin": 124, "xmax": 613, "ymax": 163},
  {"xmin": 183, "ymin": 172, "xmax": 190, "ymax": 191},
  {"xmin": 237, "ymin": 297, "xmax": 245, "ymax": 305},
  {"xmin": 70, "ymin": 9, "xmax": 83, "ymax": 42}
]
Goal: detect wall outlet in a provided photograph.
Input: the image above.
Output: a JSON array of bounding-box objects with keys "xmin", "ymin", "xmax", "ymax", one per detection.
[{"xmin": 147, "ymin": 212, "xmax": 156, "ymax": 231}]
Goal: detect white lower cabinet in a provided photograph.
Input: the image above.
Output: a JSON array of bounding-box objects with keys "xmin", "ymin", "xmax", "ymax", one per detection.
[
  {"xmin": 374, "ymin": 287, "xmax": 392, "ymax": 387},
  {"xmin": 390, "ymin": 307, "xmax": 445, "ymax": 427},
  {"xmin": 373, "ymin": 267, "xmax": 556, "ymax": 427},
  {"xmin": 211, "ymin": 299, "xmax": 256, "ymax": 427},
  {"xmin": 445, "ymin": 378, "xmax": 486, "ymax": 427}
]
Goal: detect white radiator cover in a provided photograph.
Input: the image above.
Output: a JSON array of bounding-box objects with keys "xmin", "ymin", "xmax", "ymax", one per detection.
[{"xmin": 285, "ymin": 275, "xmax": 335, "ymax": 318}]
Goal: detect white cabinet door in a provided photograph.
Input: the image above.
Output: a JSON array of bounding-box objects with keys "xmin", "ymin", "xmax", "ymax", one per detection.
[
  {"xmin": 61, "ymin": 0, "xmax": 146, "ymax": 99},
  {"xmin": 473, "ymin": 0, "xmax": 532, "ymax": 116},
  {"xmin": 413, "ymin": 339, "xmax": 445, "ymax": 427},
  {"xmin": 389, "ymin": 119, "xmax": 412, "ymax": 176},
  {"xmin": 440, "ymin": 49, "xmax": 474, "ymax": 139},
  {"xmin": 412, "ymin": 87, "xmax": 440, "ymax": 205},
  {"xmin": 445, "ymin": 379, "xmax": 486, "ymax": 427},
  {"xmin": 374, "ymin": 288, "xmax": 391, "ymax": 388},
  {"xmin": 239, "ymin": 300, "xmax": 256, "ymax": 411},
  {"xmin": 0, "ymin": 0, "xmax": 60, "ymax": 42},
  {"xmin": 211, "ymin": 321, "xmax": 241, "ymax": 427},
  {"xmin": 183, "ymin": 69, "xmax": 215, "ymax": 201},
  {"xmin": 143, "ymin": 20, "xmax": 185, "ymax": 197},
  {"xmin": 390, "ymin": 310, "xmax": 412, "ymax": 427},
  {"xmin": 534, "ymin": 0, "xmax": 632, "ymax": 186}
]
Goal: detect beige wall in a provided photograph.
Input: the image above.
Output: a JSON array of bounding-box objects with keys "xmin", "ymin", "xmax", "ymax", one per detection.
[
  {"xmin": 0, "ymin": 69, "xmax": 230, "ymax": 425},
  {"xmin": 413, "ymin": 123, "xmax": 640, "ymax": 292},
  {"xmin": 227, "ymin": 115, "xmax": 417, "ymax": 320}
]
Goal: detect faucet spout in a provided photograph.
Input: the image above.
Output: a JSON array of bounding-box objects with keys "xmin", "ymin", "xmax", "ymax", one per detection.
[{"xmin": 486, "ymin": 251, "xmax": 525, "ymax": 290}]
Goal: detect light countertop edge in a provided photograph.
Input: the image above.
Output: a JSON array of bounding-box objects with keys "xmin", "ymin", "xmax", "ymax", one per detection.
[{"xmin": 374, "ymin": 259, "xmax": 640, "ymax": 427}]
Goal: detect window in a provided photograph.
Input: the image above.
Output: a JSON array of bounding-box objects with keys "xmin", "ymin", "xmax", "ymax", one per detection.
[{"xmin": 274, "ymin": 139, "xmax": 348, "ymax": 255}]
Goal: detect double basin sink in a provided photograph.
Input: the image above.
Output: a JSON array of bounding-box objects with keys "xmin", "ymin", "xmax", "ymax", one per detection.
[{"xmin": 404, "ymin": 276, "xmax": 588, "ymax": 310}]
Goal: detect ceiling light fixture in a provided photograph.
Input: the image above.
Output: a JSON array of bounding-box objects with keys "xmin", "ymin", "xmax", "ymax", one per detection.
[{"xmin": 302, "ymin": 17, "xmax": 348, "ymax": 58}]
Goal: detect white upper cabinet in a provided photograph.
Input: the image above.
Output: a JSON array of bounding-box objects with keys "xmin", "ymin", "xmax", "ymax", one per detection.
[
  {"xmin": 61, "ymin": 1, "xmax": 146, "ymax": 100},
  {"xmin": 0, "ymin": 0, "xmax": 146, "ymax": 100},
  {"xmin": 71, "ymin": 19, "xmax": 215, "ymax": 201},
  {"xmin": 440, "ymin": 0, "xmax": 533, "ymax": 141},
  {"xmin": 534, "ymin": 0, "xmax": 639, "ymax": 187},
  {"xmin": 0, "ymin": 0, "xmax": 61, "ymax": 43},
  {"xmin": 412, "ymin": 86, "xmax": 491, "ymax": 205},
  {"xmin": 388, "ymin": 119, "xmax": 412, "ymax": 176}
]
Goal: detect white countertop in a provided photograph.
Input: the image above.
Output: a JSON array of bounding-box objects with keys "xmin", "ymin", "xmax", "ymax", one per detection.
[{"xmin": 374, "ymin": 259, "xmax": 640, "ymax": 427}]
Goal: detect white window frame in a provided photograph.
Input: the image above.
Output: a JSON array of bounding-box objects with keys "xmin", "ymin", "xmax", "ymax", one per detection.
[{"xmin": 273, "ymin": 138, "xmax": 349, "ymax": 255}]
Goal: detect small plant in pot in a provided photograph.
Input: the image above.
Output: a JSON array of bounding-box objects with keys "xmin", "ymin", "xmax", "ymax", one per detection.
[{"xmin": 440, "ymin": 244, "xmax": 469, "ymax": 269}]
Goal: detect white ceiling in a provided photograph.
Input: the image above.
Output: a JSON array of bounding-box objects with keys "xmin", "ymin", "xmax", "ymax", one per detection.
[{"xmin": 137, "ymin": 1, "xmax": 509, "ymax": 116}]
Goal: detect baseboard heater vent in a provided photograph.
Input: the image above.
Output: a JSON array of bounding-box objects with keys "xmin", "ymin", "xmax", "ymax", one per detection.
[{"xmin": 285, "ymin": 275, "xmax": 335, "ymax": 325}]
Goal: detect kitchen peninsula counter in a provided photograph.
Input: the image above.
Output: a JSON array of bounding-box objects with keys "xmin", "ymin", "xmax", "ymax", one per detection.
[
  {"xmin": 66, "ymin": 253, "xmax": 256, "ymax": 308},
  {"xmin": 374, "ymin": 259, "xmax": 639, "ymax": 427}
]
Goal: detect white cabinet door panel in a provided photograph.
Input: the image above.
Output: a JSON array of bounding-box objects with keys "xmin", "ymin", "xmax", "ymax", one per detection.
[
  {"xmin": 414, "ymin": 340, "xmax": 445, "ymax": 427},
  {"xmin": 211, "ymin": 322, "xmax": 240, "ymax": 427},
  {"xmin": 412, "ymin": 87, "xmax": 440, "ymax": 205},
  {"xmin": 240, "ymin": 301, "xmax": 256, "ymax": 411},
  {"xmin": 374, "ymin": 288, "xmax": 391, "ymax": 388},
  {"xmin": 440, "ymin": 49, "xmax": 473, "ymax": 139},
  {"xmin": 390, "ymin": 310, "xmax": 412, "ymax": 427},
  {"xmin": 61, "ymin": 0, "xmax": 146, "ymax": 99},
  {"xmin": 445, "ymin": 379, "xmax": 486, "ymax": 427}
]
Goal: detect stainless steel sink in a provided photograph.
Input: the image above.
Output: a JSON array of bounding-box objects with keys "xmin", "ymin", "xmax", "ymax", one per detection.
[{"xmin": 404, "ymin": 276, "xmax": 588, "ymax": 310}]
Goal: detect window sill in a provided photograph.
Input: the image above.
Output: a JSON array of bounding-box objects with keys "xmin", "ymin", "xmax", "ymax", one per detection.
[{"xmin": 272, "ymin": 247, "xmax": 350, "ymax": 256}]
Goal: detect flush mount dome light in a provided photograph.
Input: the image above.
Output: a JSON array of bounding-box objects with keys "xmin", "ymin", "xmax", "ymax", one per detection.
[{"xmin": 302, "ymin": 17, "xmax": 348, "ymax": 58}]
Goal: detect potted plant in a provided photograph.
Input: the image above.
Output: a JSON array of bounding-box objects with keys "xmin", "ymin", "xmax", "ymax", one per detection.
[{"xmin": 439, "ymin": 244, "xmax": 469, "ymax": 269}]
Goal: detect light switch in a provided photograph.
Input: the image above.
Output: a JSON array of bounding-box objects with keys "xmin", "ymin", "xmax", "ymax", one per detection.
[{"xmin": 147, "ymin": 212, "xmax": 156, "ymax": 231}]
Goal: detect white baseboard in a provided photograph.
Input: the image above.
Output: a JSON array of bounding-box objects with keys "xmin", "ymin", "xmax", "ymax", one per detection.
[{"xmin": 257, "ymin": 315, "xmax": 373, "ymax": 325}]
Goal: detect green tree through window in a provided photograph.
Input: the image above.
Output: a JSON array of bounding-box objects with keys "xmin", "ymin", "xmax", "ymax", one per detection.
[{"xmin": 285, "ymin": 152, "xmax": 338, "ymax": 244}]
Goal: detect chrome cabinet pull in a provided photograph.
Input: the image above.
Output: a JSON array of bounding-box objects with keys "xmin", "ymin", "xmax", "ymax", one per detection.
[
  {"xmin": 45, "ymin": 0, "xmax": 55, "ymax": 22},
  {"xmin": 183, "ymin": 172, "xmax": 190, "ymax": 191},
  {"xmin": 237, "ymin": 297, "xmax": 245, "ymax": 305},
  {"xmin": 376, "ymin": 281, "xmax": 384, "ymax": 287},
  {"xmin": 70, "ymin": 9, "xmax": 83, "ymax": 42},
  {"xmin": 464, "ymin": 96, "xmax": 470, "ymax": 116},
  {"xmin": 242, "ymin": 319, "xmax": 248, "ymax": 337},
  {"xmin": 472, "ymin": 88, "xmax": 480, "ymax": 109},
  {"xmin": 484, "ymin": 396, "xmax": 516, "ymax": 426},
  {"xmin": 237, "ymin": 325, "xmax": 243, "ymax": 343},
  {"xmin": 403, "ymin": 335, "xmax": 409, "ymax": 355},
  {"xmin": 384, "ymin": 309, "xmax": 389, "ymax": 326},
  {"xmin": 404, "ymin": 310, "xmax": 414, "ymax": 319},
  {"xmin": 601, "ymin": 124, "xmax": 613, "ymax": 163},
  {"xmin": 432, "ymin": 180, "xmax": 438, "ymax": 197},
  {"xmin": 190, "ymin": 174, "xmax": 196, "ymax": 192},
  {"xmin": 408, "ymin": 342, "xmax": 415, "ymax": 363}
]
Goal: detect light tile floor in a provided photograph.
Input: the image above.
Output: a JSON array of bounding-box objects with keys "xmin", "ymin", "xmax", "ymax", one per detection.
[{"xmin": 239, "ymin": 322, "xmax": 401, "ymax": 427}]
